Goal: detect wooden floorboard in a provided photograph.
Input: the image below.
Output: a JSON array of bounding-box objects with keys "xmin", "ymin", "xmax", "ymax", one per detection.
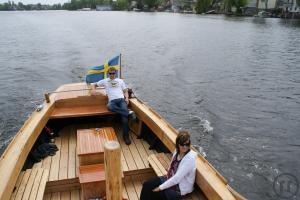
[
  {"xmin": 68, "ymin": 126, "xmax": 76, "ymax": 179},
  {"xmin": 59, "ymin": 128, "xmax": 69, "ymax": 180},
  {"xmin": 115, "ymin": 126, "xmax": 138, "ymax": 171},
  {"xmin": 34, "ymin": 122, "xmax": 154, "ymax": 185},
  {"xmin": 16, "ymin": 122, "xmax": 165, "ymax": 200},
  {"xmin": 49, "ymin": 136, "xmax": 62, "ymax": 181},
  {"xmin": 10, "ymin": 171, "xmax": 24, "ymax": 200}
]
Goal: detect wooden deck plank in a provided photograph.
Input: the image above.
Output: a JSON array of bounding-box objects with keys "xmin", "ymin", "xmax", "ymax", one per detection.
[
  {"xmin": 43, "ymin": 193, "xmax": 51, "ymax": 200},
  {"xmin": 68, "ymin": 126, "xmax": 76, "ymax": 179},
  {"xmin": 156, "ymin": 153, "xmax": 170, "ymax": 170},
  {"xmin": 10, "ymin": 171, "xmax": 25, "ymax": 200},
  {"xmin": 122, "ymin": 182, "xmax": 129, "ymax": 200},
  {"xmin": 115, "ymin": 127, "xmax": 137, "ymax": 171},
  {"xmin": 127, "ymin": 135, "xmax": 146, "ymax": 170},
  {"xmin": 36, "ymin": 169, "xmax": 49, "ymax": 200},
  {"xmin": 49, "ymin": 137, "xmax": 62, "ymax": 181},
  {"xmin": 42, "ymin": 155, "xmax": 52, "ymax": 171},
  {"xmin": 121, "ymin": 151, "xmax": 129, "ymax": 172},
  {"xmin": 15, "ymin": 170, "xmax": 31, "ymax": 200},
  {"xmin": 129, "ymin": 133, "xmax": 149, "ymax": 168},
  {"xmin": 147, "ymin": 156, "xmax": 165, "ymax": 177},
  {"xmin": 33, "ymin": 161, "xmax": 43, "ymax": 169},
  {"xmin": 124, "ymin": 176, "xmax": 139, "ymax": 200},
  {"xmin": 140, "ymin": 138, "xmax": 155, "ymax": 156},
  {"xmin": 60, "ymin": 191, "xmax": 70, "ymax": 200},
  {"xmin": 59, "ymin": 128, "xmax": 69, "ymax": 180},
  {"xmin": 29, "ymin": 168, "xmax": 44, "ymax": 200},
  {"xmin": 21, "ymin": 167, "xmax": 38, "ymax": 200},
  {"xmin": 132, "ymin": 175, "xmax": 143, "ymax": 199},
  {"xmin": 70, "ymin": 190, "xmax": 80, "ymax": 200},
  {"xmin": 50, "ymin": 192, "xmax": 60, "ymax": 200}
]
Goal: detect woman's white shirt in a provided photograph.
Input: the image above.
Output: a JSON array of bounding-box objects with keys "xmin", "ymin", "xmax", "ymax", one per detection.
[{"xmin": 159, "ymin": 150, "xmax": 197, "ymax": 195}]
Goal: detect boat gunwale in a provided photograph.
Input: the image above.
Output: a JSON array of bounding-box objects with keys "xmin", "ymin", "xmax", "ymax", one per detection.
[{"xmin": 0, "ymin": 82, "xmax": 246, "ymax": 200}]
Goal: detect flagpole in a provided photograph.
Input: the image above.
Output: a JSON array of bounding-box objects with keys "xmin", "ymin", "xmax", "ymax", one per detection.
[{"xmin": 119, "ymin": 53, "xmax": 122, "ymax": 79}]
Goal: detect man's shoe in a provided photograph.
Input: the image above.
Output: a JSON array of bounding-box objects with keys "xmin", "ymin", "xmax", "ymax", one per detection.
[
  {"xmin": 128, "ymin": 110, "xmax": 137, "ymax": 122},
  {"xmin": 128, "ymin": 110, "xmax": 134, "ymax": 115},
  {"xmin": 123, "ymin": 136, "xmax": 131, "ymax": 145}
]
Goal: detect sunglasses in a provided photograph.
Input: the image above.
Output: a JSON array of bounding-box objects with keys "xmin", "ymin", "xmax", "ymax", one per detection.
[
  {"xmin": 179, "ymin": 141, "xmax": 190, "ymax": 147},
  {"xmin": 109, "ymin": 72, "xmax": 116, "ymax": 75}
]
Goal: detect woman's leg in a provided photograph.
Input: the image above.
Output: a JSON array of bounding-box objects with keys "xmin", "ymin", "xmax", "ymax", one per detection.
[
  {"xmin": 140, "ymin": 177, "xmax": 166, "ymax": 200},
  {"xmin": 163, "ymin": 188, "xmax": 181, "ymax": 200}
]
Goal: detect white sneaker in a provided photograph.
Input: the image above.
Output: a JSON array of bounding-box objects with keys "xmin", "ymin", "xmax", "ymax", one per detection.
[{"xmin": 129, "ymin": 110, "xmax": 134, "ymax": 115}]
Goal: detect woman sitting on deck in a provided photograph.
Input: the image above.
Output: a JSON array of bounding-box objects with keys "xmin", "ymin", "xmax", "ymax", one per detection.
[{"xmin": 140, "ymin": 131, "xmax": 196, "ymax": 200}]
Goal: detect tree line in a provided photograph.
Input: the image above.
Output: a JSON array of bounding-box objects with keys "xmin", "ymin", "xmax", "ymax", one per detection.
[{"xmin": 1, "ymin": 0, "xmax": 299, "ymax": 14}]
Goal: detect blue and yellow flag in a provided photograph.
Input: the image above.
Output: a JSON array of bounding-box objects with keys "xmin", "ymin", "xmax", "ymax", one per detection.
[{"xmin": 86, "ymin": 55, "xmax": 120, "ymax": 83}]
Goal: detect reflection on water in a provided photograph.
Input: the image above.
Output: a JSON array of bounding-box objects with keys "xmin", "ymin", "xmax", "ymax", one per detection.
[{"xmin": 0, "ymin": 12, "xmax": 299, "ymax": 200}]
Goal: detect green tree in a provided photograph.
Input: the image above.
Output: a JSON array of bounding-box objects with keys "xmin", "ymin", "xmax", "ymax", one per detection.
[
  {"xmin": 195, "ymin": 0, "xmax": 212, "ymax": 13},
  {"xmin": 222, "ymin": 0, "xmax": 247, "ymax": 14},
  {"xmin": 143, "ymin": 0, "xmax": 157, "ymax": 8},
  {"xmin": 115, "ymin": 0, "xmax": 128, "ymax": 9},
  {"xmin": 297, "ymin": 0, "xmax": 300, "ymax": 7}
]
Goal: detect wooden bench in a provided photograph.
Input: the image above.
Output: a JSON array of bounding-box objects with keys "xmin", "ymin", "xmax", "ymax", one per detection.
[
  {"xmin": 10, "ymin": 168, "xmax": 49, "ymax": 200},
  {"xmin": 50, "ymin": 104, "xmax": 114, "ymax": 119},
  {"xmin": 77, "ymin": 127, "xmax": 118, "ymax": 166},
  {"xmin": 148, "ymin": 153, "xmax": 207, "ymax": 200}
]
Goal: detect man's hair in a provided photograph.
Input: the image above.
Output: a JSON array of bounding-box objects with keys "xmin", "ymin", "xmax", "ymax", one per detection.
[
  {"xmin": 108, "ymin": 67, "xmax": 117, "ymax": 73},
  {"xmin": 175, "ymin": 131, "xmax": 190, "ymax": 153}
]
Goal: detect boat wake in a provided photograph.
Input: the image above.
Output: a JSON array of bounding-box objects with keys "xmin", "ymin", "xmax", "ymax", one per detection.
[
  {"xmin": 186, "ymin": 114, "xmax": 214, "ymax": 158},
  {"xmin": 189, "ymin": 114, "xmax": 214, "ymax": 133}
]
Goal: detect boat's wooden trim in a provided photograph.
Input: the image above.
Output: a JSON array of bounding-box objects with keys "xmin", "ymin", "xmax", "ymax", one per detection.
[
  {"xmin": 130, "ymin": 98, "xmax": 244, "ymax": 200},
  {"xmin": 0, "ymin": 101, "xmax": 55, "ymax": 200},
  {"xmin": 0, "ymin": 82, "xmax": 245, "ymax": 200}
]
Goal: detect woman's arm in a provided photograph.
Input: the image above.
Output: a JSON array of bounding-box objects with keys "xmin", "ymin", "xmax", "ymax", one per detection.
[{"xmin": 159, "ymin": 154, "xmax": 195, "ymax": 190}]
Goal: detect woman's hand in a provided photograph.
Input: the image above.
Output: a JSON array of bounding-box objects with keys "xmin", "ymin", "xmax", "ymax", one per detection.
[{"xmin": 152, "ymin": 187, "xmax": 161, "ymax": 192}]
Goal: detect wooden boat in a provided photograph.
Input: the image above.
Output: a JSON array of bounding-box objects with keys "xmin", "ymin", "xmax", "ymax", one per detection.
[{"xmin": 0, "ymin": 82, "xmax": 246, "ymax": 200}]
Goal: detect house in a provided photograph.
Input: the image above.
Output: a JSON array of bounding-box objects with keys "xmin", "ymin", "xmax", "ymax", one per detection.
[
  {"xmin": 257, "ymin": 0, "xmax": 277, "ymax": 9},
  {"xmin": 277, "ymin": 0, "xmax": 299, "ymax": 12},
  {"xmin": 96, "ymin": 5, "xmax": 113, "ymax": 11}
]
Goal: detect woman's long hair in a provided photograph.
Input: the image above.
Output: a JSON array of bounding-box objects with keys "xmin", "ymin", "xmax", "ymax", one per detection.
[{"xmin": 175, "ymin": 131, "xmax": 191, "ymax": 153}]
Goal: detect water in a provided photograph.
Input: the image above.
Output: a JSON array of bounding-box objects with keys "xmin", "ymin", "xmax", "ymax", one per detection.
[{"xmin": 0, "ymin": 11, "xmax": 299, "ymax": 199}]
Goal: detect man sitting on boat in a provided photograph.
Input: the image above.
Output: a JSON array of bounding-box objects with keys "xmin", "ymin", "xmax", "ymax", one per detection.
[
  {"xmin": 140, "ymin": 131, "xmax": 196, "ymax": 200},
  {"xmin": 92, "ymin": 67, "xmax": 132, "ymax": 145}
]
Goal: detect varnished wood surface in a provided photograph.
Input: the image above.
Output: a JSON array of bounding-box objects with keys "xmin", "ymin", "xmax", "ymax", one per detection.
[
  {"xmin": 50, "ymin": 105, "xmax": 114, "ymax": 119},
  {"xmin": 104, "ymin": 141, "xmax": 122, "ymax": 200},
  {"xmin": 1, "ymin": 82, "xmax": 245, "ymax": 200},
  {"xmin": 78, "ymin": 164, "xmax": 105, "ymax": 184},
  {"xmin": 39, "ymin": 122, "xmax": 155, "ymax": 185},
  {"xmin": 77, "ymin": 127, "xmax": 117, "ymax": 155}
]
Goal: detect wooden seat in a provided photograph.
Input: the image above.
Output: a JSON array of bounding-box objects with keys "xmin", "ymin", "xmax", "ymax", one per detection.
[
  {"xmin": 77, "ymin": 127, "xmax": 118, "ymax": 165},
  {"xmin": 148, "ymin": 153, "xmax": 207, "ymax": 200},
  {"xmin": 10, "ymin": 168, "xmax": 49, "ymax": 200},
  {"xmin": 50, "ymin": 104, "xmax": 114, "ymax": 119}
]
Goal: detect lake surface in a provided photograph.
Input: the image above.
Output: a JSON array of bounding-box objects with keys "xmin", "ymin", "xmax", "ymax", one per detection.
[{"xmin": 0, "ymin": 11, "xmax": 299, "ymax": 199}]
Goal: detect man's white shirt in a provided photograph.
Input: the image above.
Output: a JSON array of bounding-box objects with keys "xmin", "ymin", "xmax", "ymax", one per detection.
[{"xmin": 96, "ymin": 78, "xmax": 127, "ymax": 101}]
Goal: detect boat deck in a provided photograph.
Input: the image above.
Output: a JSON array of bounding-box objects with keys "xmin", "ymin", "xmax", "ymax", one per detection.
[
  {"xmin": 36, "ymin": 122, "xmax": 156, "ymax": 182},
  {"xmin": 11, "ymin": 121, "xmax": 206, "ymax": 200}
]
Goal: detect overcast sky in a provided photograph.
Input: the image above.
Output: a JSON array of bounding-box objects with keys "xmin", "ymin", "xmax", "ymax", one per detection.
[{"xmin": 0, "ymin": 0, "xmax": 69, "ymax": 4}]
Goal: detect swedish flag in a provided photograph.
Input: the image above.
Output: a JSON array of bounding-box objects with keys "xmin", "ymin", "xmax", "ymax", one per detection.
[{"xmin": 86, "ymin": 55, "xmax": 120, "ymax": 83}]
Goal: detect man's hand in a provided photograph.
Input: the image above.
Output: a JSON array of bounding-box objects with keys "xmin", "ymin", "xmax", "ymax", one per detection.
[
  {"xmin": 90, "ymin": 84, "xmax": 97, "ymax": 96},
  {"xmin": 153, "ymin": 187, "xmax": 161, "ymax": 192},
  {"xmin": 125, "ymin": 98, "xmax": 129, "ymax": 105}
]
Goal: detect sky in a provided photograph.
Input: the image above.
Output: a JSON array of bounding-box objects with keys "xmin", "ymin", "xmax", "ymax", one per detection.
[{"xmin": 0, "ymin": 0, "xmax": 68, "ymax": 4}]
